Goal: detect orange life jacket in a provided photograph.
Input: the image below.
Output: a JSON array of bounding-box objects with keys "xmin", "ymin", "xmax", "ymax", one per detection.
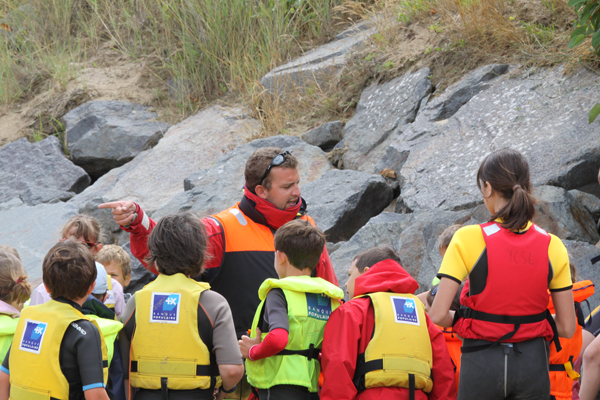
[
  {"xmin": 547, "ymin": 280, "xmax": 594, "ymax": 400},
  {"xmin": 438, "ymin": 325, "xmax": 460, "ymax": 399}
]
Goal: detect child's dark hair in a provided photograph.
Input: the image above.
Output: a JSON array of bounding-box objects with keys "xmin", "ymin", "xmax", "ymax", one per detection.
[
  {"xmin": 427, "ymin": 284, "xmax": 462, "ymax": 311},
  {"xmin": 274, "ymin": 220, "xmax": 325, "ymax": 271},
  {"xmin": 477, "ymin": 149, "xmax": 536, "ymax": 231},
  {"xmin": 354, "ymin": 246, "xmax": 402, "ymax": 273},
  {"xmin": 43, "ymin": 240, "xmax": 97, "ymax": 300},
  {"xmin": 146, "ymin": 213, "xmax": 208, "ymax": 277}
]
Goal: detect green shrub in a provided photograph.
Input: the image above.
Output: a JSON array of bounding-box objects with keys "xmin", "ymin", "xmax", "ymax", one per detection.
[{"xmin": 568, "ymin": 0, "xmax": 600, "ymax": 54}]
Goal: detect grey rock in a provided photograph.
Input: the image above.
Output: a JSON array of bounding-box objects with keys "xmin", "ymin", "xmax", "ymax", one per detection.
[
  {"xmin": 301, "ymin": 121, "xmax": 344, "ymax": 152},
  {"xmin": 70, "ymin": 107, "xmax": 258, "ymax": 215},
  {"xmin": 533, "ymin": 186, "xmax": 599, "ymax": 244},
  {"xmin": 569, "ymin": 189, "xmax": 600, "ymax": 220},
  {"xmin": 327, "ymin": 241, "xmax": 344, "ymax": 254},
  {"xmin": 64, "ymin": 101, "xmax": 170, "ymax": 179},
  {"xmin": 374, "ymin": 141, "xmax": 410, "ymax": 182},
  {"xmin": 342, "ymin": 68, "xmax": 432, "ymax": 172},
  {"xmin": 260, "ymin": 21, "xmax": 375, "ymax": 96},
  {"xmin": 0, "ymin": 202, "xmax": 78, "ymax": 281},
  {"xmin": 302, "ymin": 170, "xmax": 394, "ymax": 242},
  {"xmin": 397, "ymin": 66, "xmax": 600, "ymax": 212},
  {"xmin": 0, "ymin": 137, "xmax": 90, "ymax": 207},
  {"xmin": 121, "ymin": 242, "xmax": 154, "ymax": 294},
  {"xmin": 157, "ymin": 135, "xmax": 332, "ymax": 219},
  {"xmin": 563, "ymin": 240, "xmax": 600, "ymax": 311}
]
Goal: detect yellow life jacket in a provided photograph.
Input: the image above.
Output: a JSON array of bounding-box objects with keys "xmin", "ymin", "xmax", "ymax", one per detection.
[
  {"xmin": 104, "ymin": 276, "xmax": 115, "ymax": 310},
  {"xmin": 0, "ymin": 315, "xmax": 18, "ymax": 363},
  {"xmin": 130, "ymin": 273, "xmax": 222, "ymax": 391},
  {"xmin": 8, "ymin": 300, "xmax": 108, "ymax": 400},
  {"xmin": 88, "ymin": 315, "xmax": 123, "ymax": 366},
  {"xmin": 354, "ymin": 292, "xmax": 433, "ymax": 394}
]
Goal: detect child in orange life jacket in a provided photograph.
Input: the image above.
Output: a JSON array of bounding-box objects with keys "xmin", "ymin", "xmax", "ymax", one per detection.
[
  {"xmin": 119, "ymin": 213, "xmax": 244, "ymax": 400},
  {"xmin": 320, "ymin": 246, "xmax": 455, "ymax": 400},
  {"xmin": 0, "ymin": 249, "xmax": 31, "ymax": 362},
  {"xmin": 547, "ymin": 262, "xmax": 593, "ymax": 400},
  {"xmin": 0, "ymin": 240, "xmax": 111, "ymax": 400},
  {"xmin": 429, "ymin": 149, "xmax": 576, "ymax": 400},
  {"xmin": 239, "ymin": 220, "xmax": 343, "ymax": 400}
]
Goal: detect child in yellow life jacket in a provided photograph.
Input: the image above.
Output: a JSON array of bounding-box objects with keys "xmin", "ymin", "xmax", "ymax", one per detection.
[
  {"xmin": 119, "ymin": 213, "xmax": 244, "ymax": 400},
  {"xmin": 0, "ymin": 249, "xmax": 31, "ymax": 363},
  {"xmin": 0, "ymin": 240, "xmax": 111, "ymax": 400},
  {"xmin": 239, "ymin": 220, "xmax": 344, "ymax": 400}
]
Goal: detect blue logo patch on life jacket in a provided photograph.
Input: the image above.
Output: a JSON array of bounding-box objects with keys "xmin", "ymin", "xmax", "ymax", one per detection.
[
  {"xmin": 150, "ymin": 292, "xmax": 181, "ymax": 324},
  {"xmin": 306, "ymin": 293, "xmax": 331, "ymax": 321},
  {"xmin": 19, "ymin": 319, "xmax": 48, "ymax": 354},
  {"xmin": 391, "ymin": 296, "xmax": 420, "ymax": 326}
]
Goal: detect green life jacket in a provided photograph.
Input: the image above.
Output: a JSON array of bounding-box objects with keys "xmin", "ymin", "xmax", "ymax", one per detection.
[
  {"xmin": 246, "ymin": 276, "xmax": 344, "ymax": 392},
  {"xmin": 0, "ymin": 314, "xmax": 18, "ymax": 363},
  {"xmin": 88, "ymin": 315, "xmax": 123, "ymax": 366}
]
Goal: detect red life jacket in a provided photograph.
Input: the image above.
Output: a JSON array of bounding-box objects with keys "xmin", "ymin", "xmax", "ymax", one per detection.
[{"xmin": 453, "ymin": 221, "xmax": 554, "ymax": 345}]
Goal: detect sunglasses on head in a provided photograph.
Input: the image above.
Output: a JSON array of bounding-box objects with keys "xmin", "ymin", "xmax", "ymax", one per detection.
[
  {"xmin": 260, "ymin": 151, "xmax": 291, "ymax": 184},
  {"xmin": 60, "ymin": 238, "xmax": 98, "ymax": 249}
]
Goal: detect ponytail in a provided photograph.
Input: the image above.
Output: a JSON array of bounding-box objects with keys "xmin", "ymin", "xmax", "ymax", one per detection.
[{"xmin": 477, "ymin": 149, "xmax": 536, "ymax": 231}]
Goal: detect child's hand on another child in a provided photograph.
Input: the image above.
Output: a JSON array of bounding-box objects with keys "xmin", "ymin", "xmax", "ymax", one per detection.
[{"xmin": 238, "ymin": 328, "xmax": 262, "ymax": 359}]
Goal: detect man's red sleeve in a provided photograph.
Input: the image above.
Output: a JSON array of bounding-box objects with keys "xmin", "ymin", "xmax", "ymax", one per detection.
[
  {"xmin": 321, "ymin": 305, "xmax": 362, "ymax": 400},
  {"xmin": 426, "ymin": 315, "xmax": 457, "ymax": 400},
  {"xmin": 122, "ymin": 205, "xmax": 224, "ymax": 274},
  {"xmin": 316, "ymin": 248, "xmax": 338, "ymax": 286},
  {"xmin": 248, "ymin": 328, "xmax": 289, "ymax": 361}
]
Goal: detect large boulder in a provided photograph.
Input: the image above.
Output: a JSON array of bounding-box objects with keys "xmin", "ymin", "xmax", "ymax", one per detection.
[
  {"xmin": 302, "ymin": 170, "xmax": 394, "ymax": 242},
  {"xmin": 301, "ymin": 121, "xmax": 344, "ymax": 152},
  {"xmin": 121, "ymin": 242, "xmax": 154, "ymax": 294},
  {"xmin": 155, "ymin": 135, "xmax": 332, "ymax": 219},
  {"xmin": 69, "ymin": 107, "xmax": 258, "ymax": 215},
  {"xmin": 563, "ymin": 240, "xmax": 600, "ymax": 310},
  {"xmin": 341, "ymin": 68, "xmax": 432, "ymax": 172},
  {"xmin": 0, "ymin": 136, "xmax": 90, "ymax": 207},
  {"xmin": 569, "ymin": 189, "xmax": 600, "ymax": 221},
  {"xmin": 260, "ymin": 21, "xmax": 375, "ymax": 96},
  {"xmin": 395, "ymin": 66, "xmax": 600, "ymax": 212},
  {"xmin": 64, "ymin": 101, "xmax": 170, "ymax": 179},
  {"xmin": 0, "ymin": 202, "xmax": 78, "ymax": 281}
]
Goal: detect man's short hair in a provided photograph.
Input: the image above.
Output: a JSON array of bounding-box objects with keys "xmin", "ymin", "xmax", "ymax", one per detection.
[
  {"xmin": 354, "ymin": 246, "xmax": 402, "ymax": 273},
  {"xmin": 438, "ymin": 224, "xmax": 462, "ymax": 251},
  {"xmin": 146, "ymin": 213, "xmax": 208, "ymax": 277},
  {"xmin": 274, "ymin": 220, "xmax": 325, "ymax": 271},
  {"xmin": 245, "ymin": 147, "xmax": 298, "ymax": 193},
  {"xmin": 43, "ymin": 240, "xmax": 97, "ymax": 300},
  {"xmin": 95, "ymin": 245, "xmax": 132, "ymax": 278}
]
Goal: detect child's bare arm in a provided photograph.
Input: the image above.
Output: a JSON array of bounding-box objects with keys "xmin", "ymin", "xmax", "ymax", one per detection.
[
  {"xmin": 0, "ymin": 371, "xmax": 9, "ymax": 400},
  {"xmin": 84, "ymin": 387, "xmax": 110, "ymax": 400}
]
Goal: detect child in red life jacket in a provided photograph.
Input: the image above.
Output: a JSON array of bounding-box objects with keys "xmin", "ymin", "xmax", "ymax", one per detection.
[
  {"xmin": 239, "ymin": 220, "xmax": 343, "ymax": 400},
  {"xmin": 320, "ymin": 246, "xmax": 455, "ymax": 400},
  {"xmin": 429, "ymin": 149, "xmax": 576, "ymax": 400}
]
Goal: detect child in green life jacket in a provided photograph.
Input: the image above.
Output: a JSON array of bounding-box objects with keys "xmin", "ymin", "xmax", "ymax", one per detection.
[{"xmin": 239, "ymin": 220, "xmax": 344, "ymax": 400}]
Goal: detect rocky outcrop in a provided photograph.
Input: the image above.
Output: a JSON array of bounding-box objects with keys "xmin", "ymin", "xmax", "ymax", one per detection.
[
  {"xmin": 155, "ymin": 135, "xmax": 332, "ymax": 219},
  {"xmin": 393, "ymin": 66, "xmax": 600, "ymax": 212},
  {"xmin": 569, "ymin": 189, "xmax": 600, "ymax": 221},
  {"xmin": 64, "ymin": 101, "xmax": 170, "ymax": 179},
  {"xmin": 0, "ymin": 202, "xmax": 78, "ymax": 281},
  {"xmin": 0, "ymin": 137, "xmax": 90, "ymax": 207},
  {"xmin": 301, "ymin": 121, "xmax": 343, "ymax": 152},
  {"xmin": 260, "ymin": 21, "xmax": 375, "ymax": 96},
  {"xmin": 121, "ymin": 242, "xmax": 154, "ymax": 294},
  {"xmin": 301, "ymin": 170, "xmax": 394, "ymax": 242},
  {"xmin": 69, "ymin": 107, "xmax": 259, "ymax": 214},
  {"xmin": 342, "ymin": 68, "xmax": 432, "ymax": 172}
]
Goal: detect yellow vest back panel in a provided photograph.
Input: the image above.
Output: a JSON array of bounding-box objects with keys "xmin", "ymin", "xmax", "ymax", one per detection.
[
  {"xmin": 9, "ymin": 300, "xmax": 108, "ymax": 400},
  {"xmin": 357, "ymin": 292, "xmax": 433, "ymax": 393},
  {"xmin": 131, "ymin": 273, "xmax": 221, "ymax": 390}
]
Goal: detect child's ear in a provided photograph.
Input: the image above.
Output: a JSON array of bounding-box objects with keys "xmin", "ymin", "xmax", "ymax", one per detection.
[
  {"xmin": 43, "ymin": 283, "xmax": 50, "ymax": 294},
  {"xmin": 363, "ymin": 267, "xmax": 369, "ymax": 274},
  {"xmin": 124, "ymin": 274, "xmax": 131, "ymax": 287},
  {"xmin": 276, "ymin": 250, "xmax": 288, "ymax": 265}
]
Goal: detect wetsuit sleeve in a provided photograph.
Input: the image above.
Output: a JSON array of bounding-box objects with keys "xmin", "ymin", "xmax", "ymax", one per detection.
[
  {"xmin": 321, "ymin": 304, "xmax": 363, "ymax": 400},
  {"xmin": 200, "ymin": 291, "xmax": 243, "ymax": 365},
  {"xmin": 119, "ymin": 296, "xmax": 136, "ymax": 379},
  {"xmin": 121, "ymin": 204, "xmax": 158, "ymax": 275},
  {"xmin": 548, "ymin": 234, "xmax": 573, "ymax": 292},
  {"xmin": 316, "ymin": 248, "xmax": 339, "ymax": 286},
  {"xmin": 201, "ymin": 217, "xmax": 224, "ymax": 271},
  {"xmin": 425, "ymin": 315, "xmax": 456, "ymax": 400},
  {"xmin": 263, "ymin": 289, "xmax": 289, "ymax": 332},
  {"xmin": 437, "ymin": 225, "xmax": 486, "ymax": 283},
  {"xmin": 70, "ymin": 320, "xmax": 106, "ymax": 391},
  {"xmin": 1, "ymin": 348, "xmax": 10, "ymax": 374}
]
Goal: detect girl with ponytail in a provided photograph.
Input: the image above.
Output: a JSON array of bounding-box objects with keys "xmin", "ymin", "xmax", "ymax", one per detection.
[
  {"xmin": 430, "ymin": 149, "xmax": 576, "ymax": 400},
  {"xmin": 0, "ymin": 248, "xmax": 31, "ymax": 361}
]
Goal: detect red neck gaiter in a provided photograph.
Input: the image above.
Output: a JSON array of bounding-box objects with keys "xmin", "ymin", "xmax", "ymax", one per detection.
[{"xmin": 244, "ymin": 186, "xmax": 302, "ymax": 230}]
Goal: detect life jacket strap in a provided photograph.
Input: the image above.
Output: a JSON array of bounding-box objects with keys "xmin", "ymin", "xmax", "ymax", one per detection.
[
  {"xmin": 549, "ymin": 356, "xmax": 580, "ymax": 380},
  {"xmin": 130, "ymin": 360, "xmax": 217, "ymax": 380},
  {"xmin": 409, "ymin": 374, "xmax": 415, "ymax": 400},
  {"xmin": 275, "ymin": 343, "xmax": 320, "ymax": 360}
]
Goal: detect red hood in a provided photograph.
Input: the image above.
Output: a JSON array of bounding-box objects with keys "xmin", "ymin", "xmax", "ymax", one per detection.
[{"xmin": 354, "ymin": 259, "xmax": 420, "ymax": 297}]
